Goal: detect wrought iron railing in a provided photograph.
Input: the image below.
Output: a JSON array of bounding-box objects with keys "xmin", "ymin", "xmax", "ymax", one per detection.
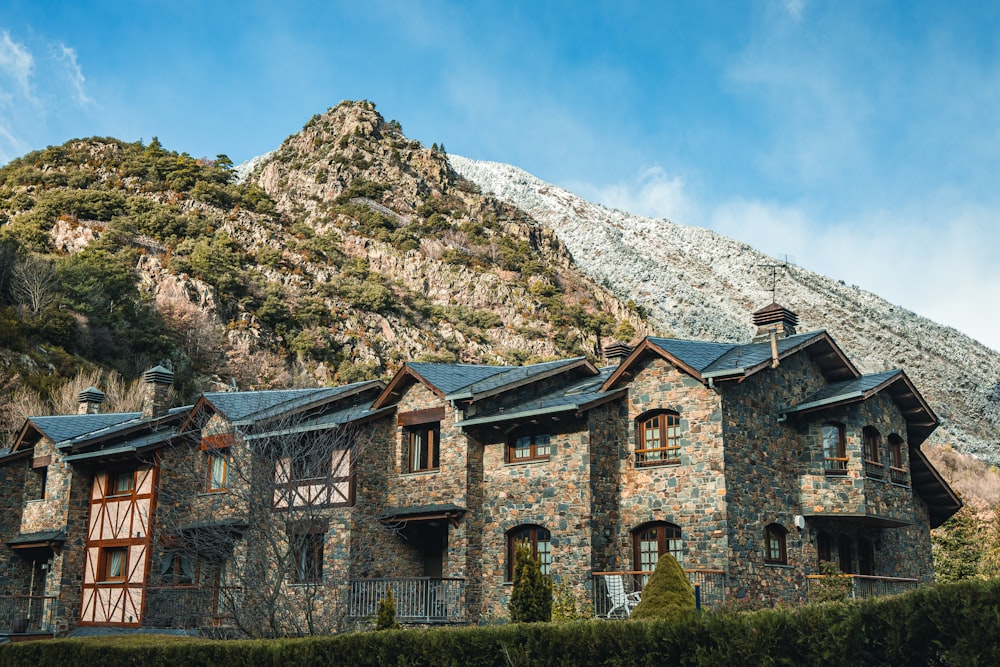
[
  {"xmin": 0, "ymin": 595, "xmax": 57, "ymax": 633},
  {"xmin": 592, "ymin": 569, "xmax": 726, "ymax": 617},
  {"xmin": 806, "ymin": 574, "xmax": 919, "ymax": 599},
  {"xmin": 144, "ymin": 586, "xmax": 239, "ymax": 628},
  {"xmin": 348, "ymin": 578, "xmax": 465, "ymax": 623}
]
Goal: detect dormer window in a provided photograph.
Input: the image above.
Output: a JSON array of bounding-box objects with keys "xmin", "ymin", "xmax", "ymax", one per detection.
[
  {"xmin": 822, "ymin": 423, "xmax": 847, "ymax": 475},
  {"xmin": 636, "ymin": 410, "xmax": 681, "ymax": 467},
  {"xmin": 506, "ymin": 429, "xmax": 551, "ymax": 463}
]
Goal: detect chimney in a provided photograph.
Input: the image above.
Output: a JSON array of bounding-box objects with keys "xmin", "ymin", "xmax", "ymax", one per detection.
[
  {"xmin": 602, "ymin": 341, "xmax": 633, "ymax": 367},
  {"xmin": 751, "ymin": 303, "xmax": 799, "ymax": 343},
  {"xmin": 141, "ymin": 365, "xmax": 174, "ymax": 420},
  {"xmin": 77, "ymin": 387, "xmax": 106, "ymax": 415}
]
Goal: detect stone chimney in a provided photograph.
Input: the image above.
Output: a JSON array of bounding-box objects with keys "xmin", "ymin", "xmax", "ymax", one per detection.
[
  {"xmin": 77, "ymin": 387, "xmax": 106, "ymax": 415},
  {"xmin": 751, "ymin": 303, "xmax": 799, "ymax": 343},
  {"xmin": 141, "ymin": 365, "xmax": 174, "ymax": 420},
  {"xmin": 602, "ymin": 341, "xmax": 633, "ymax": 367}
]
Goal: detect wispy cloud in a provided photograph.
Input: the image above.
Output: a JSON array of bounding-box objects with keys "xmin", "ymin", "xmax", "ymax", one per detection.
[
  {"xmin": 782, "ymin": 0, "xmax": 807, "ymax": 22},
  {"xmin": 54, "ymin": 43, "xmax": 93, "ymax": 106},
  {"xmin": 0, "ymin": 30, "xmax": 35, "ymax": 101}
]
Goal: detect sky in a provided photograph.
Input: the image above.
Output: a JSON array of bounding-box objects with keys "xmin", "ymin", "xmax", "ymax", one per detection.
[{"xmin": 1, "ymin": 1, "xmax": 998, "ymax": 352}]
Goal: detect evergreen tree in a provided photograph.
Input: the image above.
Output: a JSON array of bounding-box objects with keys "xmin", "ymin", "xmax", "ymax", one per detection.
[
  {"xmin": 933, "ymin": 504, "xmax": 986, "ymax": 583},
  {"xmin": 509, "ymin": 541, "xmax": 552, "ymax": 622},
  {"xmin": 630, "ymin": 553, "xmax": 695, "ymax": 620},
  {"xmin": 375, "ymin": 586, "xmax": 400, "ymax": 630}
]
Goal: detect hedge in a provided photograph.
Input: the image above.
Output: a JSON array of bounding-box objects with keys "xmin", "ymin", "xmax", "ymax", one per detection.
[{"xmin": 3, "ymin": 579, "xmax": 999, "ymax": 666}]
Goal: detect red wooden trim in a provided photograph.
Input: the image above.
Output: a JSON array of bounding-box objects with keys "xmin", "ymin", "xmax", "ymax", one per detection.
[
  {"xmin": 398, "ymin": 406, "xmax": 445, "ymax": 426},
  {"xmin": 201, "ymin": 432, "xmax": 234, "ymax": 451},
  {"xmin": 31, "ymin": 455, "xmax": 52, "ymax": 468}
]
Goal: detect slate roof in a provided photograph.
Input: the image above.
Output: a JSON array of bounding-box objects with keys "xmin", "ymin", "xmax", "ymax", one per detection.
[
  {"xmin": 445, "ymin": 357, "xmax": 587, "ymax": 399},
  {"xmin": 456, "ymin": 367, "xmax": 620, "ymax": 427},
  {"xmin": 701, "ymin": 331, "xmax": 828, "ymax": 375},
  {"xmin": 781, "ymin": 371, "xmax": 902, "ymax": 414},
  {"xmin": 202, "ymin": 382, "xmax": 377, "ymax": 424},
  {"xmin": 407, "ymin": 362, "xmax": 518, "ymax": 396},
  {"xmin": 242, "ymin": 403, "xmax": 393, "ymax": 440},
  {"xmin": 56, "ymin": 406, "xmax": 189, "ymax": 451},
  {"xmin": 6, "ymin": 529, "xmax": 66, "ymax": 545},
  {"xmin": 29, "ymin": 412, "xmax": 142, "ymax": 445},
  {"xmin": 647, "ymin": 337, "xmax": 737, "ymax": 373}
]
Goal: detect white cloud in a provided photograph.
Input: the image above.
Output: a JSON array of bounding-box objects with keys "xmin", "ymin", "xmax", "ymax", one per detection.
[
  {"xmin": 0, "ymin": 30, "xmax": 35, "ymax": 101},
  {"xmin": 782, "ymin": 0, "xmax": 807, "ymax": 22},
  {"xmin": 569, "ymin": 166, "xmax": 697, "ymax": 225},
  {"xmin": 54, "ymin": 44, "xmax": 93, "ymax": 106}
]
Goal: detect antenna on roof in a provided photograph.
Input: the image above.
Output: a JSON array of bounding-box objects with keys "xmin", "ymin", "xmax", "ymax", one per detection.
[{"xmin": 758, "ymin": 255, "xmax": 795, "ymax": 303}]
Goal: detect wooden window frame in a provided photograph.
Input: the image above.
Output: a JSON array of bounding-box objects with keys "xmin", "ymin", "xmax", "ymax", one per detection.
[
  {"xmin": 291, "ymin": 530, "xmax": 325, "ymax": 584},
  {"xmin": 406, "ymin": 423, "xmax": 440, "ymax": 473},
  {"xmin": 206, "ymin": 448, "xmax": 230, "ymax": 492},
  {"xmin": 632, "ymin": 522, "xmax": 683, "ymax": 572},
  {"xmin": 888, "ymin": 434, "xmax": 907, "ymax": 484},
  {"xmin": 862, "ymin": 426, "xmax": 884, "ymax": 478},
  {"xmin": 764, "ymin": 524, "xmax": 788, "ymax": 565},
  {"xmin": 27, "ymin": 458, "xmax": 48, "ymax": 501},
  {"xmin": 822, "ymin": 423, "xmax": 848, "ymax": 475},
  {"xmin": 506, "ymin": 430, "xmax": 552, "ymax": 463},
  {"xmin": 100, "ymin": 546, "xmax": 128, "ymax": 582},
  {"xmin": 635, "ymin": 410, "xmax": 681, "ymax": 467},
  {"xmin": 162, "ymin": 552, "xmax": 198, "ymax": 586},
  {"xmin": 506, "ymin": 525, "xmax": 551, "ymax": 582},
  {"xmin": 108, "ymin": 470, "xmax": 135, "ymax": 497}
]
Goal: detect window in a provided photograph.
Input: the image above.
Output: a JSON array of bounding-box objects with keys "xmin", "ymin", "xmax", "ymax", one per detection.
[
  {"xmin": 207, "ymin": 449, "xmax": 229, "ymax": 492},
  {"xmin": 636, "ymin": 410, "xmax": 681, "ymax": 466},
  {"xmin": 633, "ymin": 522, "xmax": 683, "ymax": 574},
  {"xmin": 817, "ymin": 531, "xmax": 832, "ymax": 564},
  {"xmin": 406, "ymin": 423, "xmax": 440, "ymax": 472},
  {"xmin": 101, "ymin": 547, "xmax": 128, "ymax": 581},
  {"xmin": 764, "ymin": 524, "xmax": 787, "ymax": 565},
  {"xmin": 161, "ymin": 552, "xmax": 197, "ymax": 586},
  {"xmin": 888, "ymin": 434, "xmax": 906, "ymax": 484},
  {"xmin": 109, "ymin": 470, "xmax": 135, "ymax": 496},
  {"xmin": 27, "ymin": 458, "xmax": 48, "ymax": 501},
  {"xmin": 507, "ymin": 430, "xmax": 551, "ymax": 463},
  {"xmin": 863, "ymin": 426, "xmax": 884, "ymax": 478},
  {"xmin": 822, "ymin": 423, "xmax": 847, "ymax": 474},
  {"xmin": 506, "ymin": 525, "xmax": 551, "ymax": 581},
  {"xmin": 291, "ymin": 530, "xmax": 324, "ymax": 583},
  {"xmin": 291, "ymin": 450, "xmax": 329, "ymax": 481}
]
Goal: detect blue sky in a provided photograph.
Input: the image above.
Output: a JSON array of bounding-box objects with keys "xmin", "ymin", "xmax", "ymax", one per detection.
[{"xmin": 1, "ymin": 1, "xmax": 998, "ymax": 351}]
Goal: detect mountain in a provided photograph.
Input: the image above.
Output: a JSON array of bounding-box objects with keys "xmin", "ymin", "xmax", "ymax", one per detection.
[
  {"xmin": 449, "ymin": 156, "xmax": 1000, "ymax": 467},
  {"xmin": 0, "ymin": 101, "xmax": 643, "ymax": 424}
]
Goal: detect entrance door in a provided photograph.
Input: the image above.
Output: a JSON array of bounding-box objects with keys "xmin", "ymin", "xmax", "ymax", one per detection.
[{"xmin": 419, "ymin": 523, "xmax": 447, "ymax": 578}]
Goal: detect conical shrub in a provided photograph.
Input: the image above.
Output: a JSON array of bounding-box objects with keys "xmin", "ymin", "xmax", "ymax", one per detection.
[{"xmin": 630, "ymin": 552, "xmax": 695, "ymax": 620}]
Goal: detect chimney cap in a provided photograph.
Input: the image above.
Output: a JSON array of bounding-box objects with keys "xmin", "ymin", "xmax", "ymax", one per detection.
[
  {"xmin": 143, "ymin": 365, "xmax": 174, "ymax": 384},
  {"xmin": 78, "ymin": 386, "xmax": 106, "ymax": 403},
  {"xmin": 752, "ymin": 302, "xmax": 799, "ymax": 327}
]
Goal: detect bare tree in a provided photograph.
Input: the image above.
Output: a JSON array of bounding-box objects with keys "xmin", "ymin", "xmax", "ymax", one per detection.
[
  {"xmin": 10, "ymin": 254, "xmax": 57, "ymax": 315},
  {"xmin": 150, "ymin": 397, "xmax": 391, "ymax": 637}
]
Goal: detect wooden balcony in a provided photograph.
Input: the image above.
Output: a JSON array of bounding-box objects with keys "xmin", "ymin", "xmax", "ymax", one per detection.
[
  {"xmin": 348, "ymin": 578, "xmax": 466, "ymax": 623},
  {"xmin": 806, "ymin": 574, "xmax": 919, "ymax": 599},
  {"xmin": 592, "ymin": 569, "xmax": 726, "ymax": 617}
]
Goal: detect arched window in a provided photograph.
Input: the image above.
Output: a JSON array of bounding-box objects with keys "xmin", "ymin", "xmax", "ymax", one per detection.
[
  {"xmin": 837, "ymin": 535, "xmax": 854, "ymax": 574},
  {"xmin": 863, "ymin": 426, "xmax": 884, "ymax": 478},
  {"xmin": 506, "ymin": 525, "xmax": 551, "ymax": 581},
  {"xmin": 632, "ymin": 522, "xmax": 683, "ymax": 573},
  {"xmin": 636, "ymin": 410, "xmax": 681, "ymax": 466},
  {"xmin": 888, "ymin": 434, "xmax": 906, "ymax": 484},
  {"xmin": 764, "ymin": 524, "xmax": 788, "ymax": 565},
  {"xmin": 822, "ymin": 423, "xmax": 847, "ymax": 474},
  {"xmin": 816, "ymin": 530, "xmax": 832, "ymax": 565}
]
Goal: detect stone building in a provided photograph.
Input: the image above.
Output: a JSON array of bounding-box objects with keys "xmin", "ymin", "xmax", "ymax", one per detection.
[{"xmin": 0, "ymin": 304, "xmax": 960, "ymax": 635}]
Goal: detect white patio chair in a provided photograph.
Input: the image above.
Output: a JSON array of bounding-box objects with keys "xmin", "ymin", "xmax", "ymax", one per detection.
[{"xmin": 604, "ymin": 575, "xmax": 641, "ymax": 618}]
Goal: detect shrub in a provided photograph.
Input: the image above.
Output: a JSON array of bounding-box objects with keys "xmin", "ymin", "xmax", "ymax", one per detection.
[
  {"xmin": 509, "ymin": 541, "xmax": 552, "ymax": 623},
  {"xmin": 809, "ymin": 560, "xmax": 854, "ymax": 603},
  {"xmin": 375, "ymin": 587, "xmax": 401, "ymax": 631},
  {"xmin": 630, "ymin": 553, "xmax": 695, "ymax": 620}
]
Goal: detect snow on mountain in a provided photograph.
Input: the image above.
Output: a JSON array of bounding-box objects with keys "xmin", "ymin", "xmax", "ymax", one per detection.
[{"xmin": 449, "ymin": 155, "xmax": 1000, "ymax": 462}]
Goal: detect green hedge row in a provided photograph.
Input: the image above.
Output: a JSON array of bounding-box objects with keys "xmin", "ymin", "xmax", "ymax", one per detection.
[{"xmin": 4, "ymin": 579, "xmax": 999, "ymax": 666}]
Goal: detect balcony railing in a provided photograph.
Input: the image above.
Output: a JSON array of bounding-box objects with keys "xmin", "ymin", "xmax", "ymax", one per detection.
[
  {"xmin": 144, "ymin": 586, "xmax": 239, "ymax": 629},
  {"xmin": 889, "ymin": 467, "xmax": 908, "ymax": 485},
  {"xmin": 806, "ymin": 574, "xmax": 919, "ymax": 599},
  {"xmin": 864, "ymin": 460, "xmax": 885, "ymax": 479},
  {"xmin": 592, "ymin": 570, "xmax": 726, "ymax": 617},
  {"xmin": 0, "ymin": 595, "xmax": 58, "ymax": 633},
  {"xmin": 824, "ymin": 457, "xmax": 849, "ymax": 475},
  {"xmin": 348, "ymin": 578, "xmax": 465, "ymax": 623}
]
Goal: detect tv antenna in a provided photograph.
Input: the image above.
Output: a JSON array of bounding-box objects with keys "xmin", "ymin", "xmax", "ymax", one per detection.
[{"xmin": 758, "ymin": 255, "xmax": 795, "ymax": 303}]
